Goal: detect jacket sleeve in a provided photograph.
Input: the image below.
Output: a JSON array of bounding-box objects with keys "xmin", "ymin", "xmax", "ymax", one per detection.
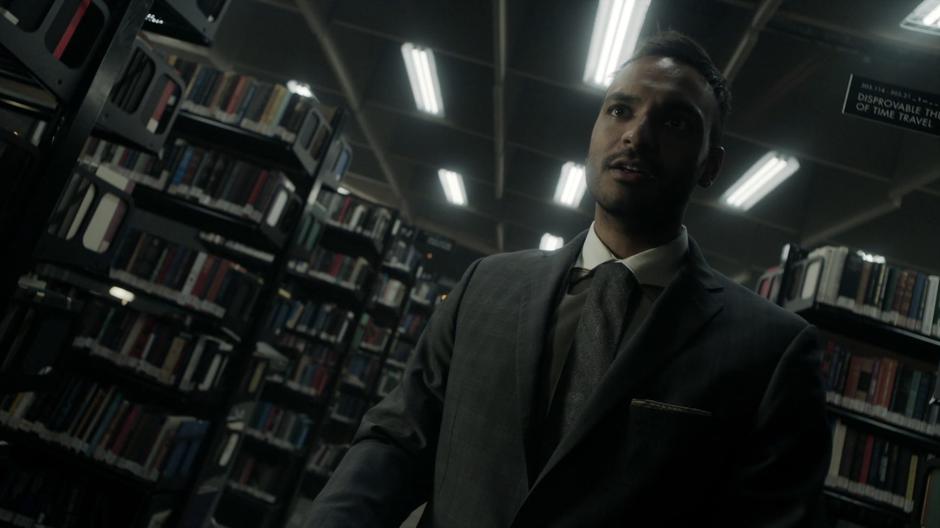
[
  {"xmin": 710, "ymin": 324, "xmax": 832, "ymax": 527},
  {"xmin": 306, "ymin": 258, "xmax": 483, "ymax": 528}
]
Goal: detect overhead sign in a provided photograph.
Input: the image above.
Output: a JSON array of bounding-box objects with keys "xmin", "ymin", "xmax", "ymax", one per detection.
[{"xmin": 842, "ymin": 75, "xmax": 940, "ymax": 137}]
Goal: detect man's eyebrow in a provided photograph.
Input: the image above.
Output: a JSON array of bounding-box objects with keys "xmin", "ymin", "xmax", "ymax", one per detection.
[{"xmin": 604, "ymin": 92, "xmax": 641, "ymax": 105}]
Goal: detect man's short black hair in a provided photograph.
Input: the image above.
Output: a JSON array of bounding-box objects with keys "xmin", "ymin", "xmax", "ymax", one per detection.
[{"xmin": 621, "ymin": 30, "xmax": 731, "ymax": 146}]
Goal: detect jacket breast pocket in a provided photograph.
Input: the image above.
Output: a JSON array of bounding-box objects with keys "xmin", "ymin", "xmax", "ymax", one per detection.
[{"xmin": 617, "ymin": 399, "xmax": 722, "ymax": 489}]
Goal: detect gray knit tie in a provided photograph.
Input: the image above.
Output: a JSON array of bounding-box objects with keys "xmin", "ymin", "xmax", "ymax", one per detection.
[{"xmin": 543, "ymin": 260, "xmax": 639, "ymax": 452}]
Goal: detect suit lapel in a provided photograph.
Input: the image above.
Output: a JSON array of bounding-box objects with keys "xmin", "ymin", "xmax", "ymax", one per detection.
[
  {"xmin": 529, "ymin": 239, "xmax": 725, "ymax": 488},
  {"xmin": 514, "ymin": 230, "xmax": 587, "ymax": 485}
]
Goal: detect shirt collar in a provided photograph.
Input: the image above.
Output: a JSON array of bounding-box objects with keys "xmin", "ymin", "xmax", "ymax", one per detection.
[{"xmin": 575, "ymin": 222, "xmax": 689, "ymax": 288}]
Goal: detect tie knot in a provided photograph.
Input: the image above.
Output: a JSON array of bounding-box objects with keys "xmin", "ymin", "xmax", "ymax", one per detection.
[{"xmin": 594, "ymin": 260, "xmax": 638, "ymax": 288}]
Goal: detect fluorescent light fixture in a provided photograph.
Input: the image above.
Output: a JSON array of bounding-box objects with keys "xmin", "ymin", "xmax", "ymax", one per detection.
[
  {"xmin": 337, "ymin": 186, "xmax": 350, "ymax": 195},
  {"xmin": 856, "ymin": 250, "xmax": 886, "ymax": 264},
  {"xmin": 722, "ymin": 151, "xmax": 800, "ymax": 211},
  {"xmin": 438, "ymin": 169, "xmax": 467, "ymax": 205},
  {"xmin": 553, "ymin": 162, "xmax": 587, "ymax": 208},
  {"xmin": 583, "ymin": 0, "xmax": 651, "ymax": 87},
  {"xmin": 539, "ymin": 233, "xmax": 564, "ymax": 251},
  {"xmin": 286, "ymin": 80, "xmax": 314, "ymax": 99},
  {"xmin": 401, "ymin": 43, "xmax": 445, "ymax": 116},
  {"xmin": 901, "ymin": 0, "xmax": 940, "ymax": 34},
  {"xmin": 109, "ymin": 285, "xmax": 135, "ymax": 305}
]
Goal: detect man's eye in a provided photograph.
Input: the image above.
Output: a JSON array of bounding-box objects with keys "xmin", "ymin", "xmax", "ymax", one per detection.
[
  {"xmin": 608, "ymin": 105, "xmax": 630, "ymax": 117},
  {"xmin": 665, "ymin": 117, "xmax": 689, "ymax": 130}
]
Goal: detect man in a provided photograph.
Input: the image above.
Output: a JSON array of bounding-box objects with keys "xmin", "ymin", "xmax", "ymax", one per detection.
[{"xmin": 309, "ymin": 31, "xmax": 831, "ymax": 527}]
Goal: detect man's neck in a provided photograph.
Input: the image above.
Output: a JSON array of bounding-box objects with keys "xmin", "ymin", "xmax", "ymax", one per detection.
[{"xmin": 593, "ymin": 206, "xmax": 681, "ymax": 260}]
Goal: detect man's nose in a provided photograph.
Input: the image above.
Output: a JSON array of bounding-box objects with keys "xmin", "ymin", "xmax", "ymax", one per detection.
[{"xmin": 620, "ymin": 112, "xmax": 653, "ymax": 147}]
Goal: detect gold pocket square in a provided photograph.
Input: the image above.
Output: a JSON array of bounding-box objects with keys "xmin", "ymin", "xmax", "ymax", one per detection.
[{"xmin": 629, "ymin": 399, "xmax": 713, "ymax": 417}]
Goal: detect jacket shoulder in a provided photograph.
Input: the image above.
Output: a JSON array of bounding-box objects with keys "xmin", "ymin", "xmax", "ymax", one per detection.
[{"xmin": 713, "ymin": 272, "xmax": 810, "ymax": 337}]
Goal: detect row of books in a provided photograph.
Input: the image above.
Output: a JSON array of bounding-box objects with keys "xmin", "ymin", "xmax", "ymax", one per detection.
[
  {"xmin": 315, "ymin": 188, "xmax": 393, "ymax": 243},
  {"xmin": 306, "ymin": 442, "xmax": 349, "ymax": 476},
  {"xmin": 81, "ymin": 137, "xmax": 166, "ymax": 189},
  {"xmin": 293, "ymin": 207, "xmax": 326, "ymax": 255},
  {"xmin": 246, "ymin": 402, "xmax": 313, "ymax": 452},
  {"xmin": 230, "ymin": 454, "xmax": 280, "ymax": 503},
  {"xmin": 398, "ymin": 312, "xmax": 428, "ymax": 342},
  {"xmin": 409, "ymin": 279, "xmax": 439, "ymax": 307},
  {"xmin": 341, "ymin": 351, "xmax": 381, "ymax": 391},
  {"xmin": 273, "ymin": 337, "xmax": 341, "ymax": 368},
  {"xmin": 0, "ymin": 301, "xmax": 69, "ymax": 377},
  {"xmin": 0, "ymin": 467, "xmax": 119, "ymax": 528},
  {"xmin": 170, "ymin": 56, "xmax": 314, "ymax": 142},
  {"xmin": 821, "ymin": 338, "xmax": 940, "ymax": 435},
  {"xmin": 163, "ymin": 140, "xmax": 297, "ymax": 227},
  {"xmin": 372, "ymin": 273, "xmax": 407, "ymax": 310},
  {"xmin": 375, "ymin": 364, "xmax": 404, "ymax": 398},
  {"xmin": 329, "ymin": 391, "xmax": 369, "ymax": 425},
  {"xmin": 73, "ymin": 301, "xmax": 233, "ymax": 392},
  {"xmin": 355, "ymin": 314, "xmax": 392, "ymax": 353},
  {"xmin": 383, "ymin": 239, "xmax": 421, "ymax": 275},
  {"xmin": 805, "ymin": 246, "xmax": 940, "ymax": 337},
  {"xmin": 290, "ymin": 247, "xmax": 372, "ymax": 291},
  {"xmin": 0, "ymin": 380, "xmax": 208, "ymax": 483},
  {"xmin": 111, "ymin": 229, "xmax": 263, "ymax": 320},
  {"xmin": 47, "ymin": 165, "xmax": 131, "ymax": 254},
  {"xmin": 265, "ymin": 296, "xmax": 353, "ymax": 343},
  {"xmin": 826, "ymin": 419, "xmax": 930, "ymax": 512},
  {"xmin": 386, "ymin": 339, "xmax": 415, "ymax": 368},
  {"xmin": 271, "ymin": 353, "xmax": 333, "ymax": 398}
]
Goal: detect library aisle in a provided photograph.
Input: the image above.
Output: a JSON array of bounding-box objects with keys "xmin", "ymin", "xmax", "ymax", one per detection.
[{"xmin": 1, "ymin": 1, "xmax": 938, "ymax": 527}]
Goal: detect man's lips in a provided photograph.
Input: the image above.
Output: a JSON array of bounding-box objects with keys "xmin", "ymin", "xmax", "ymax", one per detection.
[{"xmin": 606, "ymin": 162, "xmax": 653, "ymax": 182}]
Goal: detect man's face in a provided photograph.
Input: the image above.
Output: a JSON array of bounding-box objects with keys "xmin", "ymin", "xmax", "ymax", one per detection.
[{"xmin": 585, "ymin": 55, "xmax": 723, "ymax": 226}]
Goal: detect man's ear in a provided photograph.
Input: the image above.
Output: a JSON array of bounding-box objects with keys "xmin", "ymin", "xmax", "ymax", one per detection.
[{"xmin": 698, "ymin": 145, "xmax": 724, "ymax": 188}]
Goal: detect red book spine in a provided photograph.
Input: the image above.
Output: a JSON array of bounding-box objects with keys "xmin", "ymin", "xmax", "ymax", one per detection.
[
  {"xmin": 191, "ymin": 256, "xmax": 218, "ymax": 299},
  {"xmin": 53, "ymin": 0, "xmax": 92, "ymax": 60},
  {"xmin": 328, "ymin": 255, "xmax": 344, "ymax": 278},
  {"xmin": 150, "ymin": 81, "xmax": 176, "ymax": 127},
  {"xmin": 246, "ymin": 170, "xmax": 270, "ymax": 210},
  {"xmin": 879, "ymin": 359, "xmax": 898, "ymax": 409},
  {"xmin": 337, "ymin": 197, "xmax": 352, "ymax": 223},
  {"xmin": 154, "ymin": 246, "xmax": 178, "ymax": 286},
  {"xmin": 110, "ymin": 405, "xmax": 142, "ymax": 456},
  {"xmin": 858, "ymin": 434, "xmax": 875, "ymax": 484},
  {"xmin": 225, "ymin": 76, "xmax": 250, "ymax": 115},
  {"xmin": 205, "ymin": 261, "xmax": 232, "ymax": 302}
]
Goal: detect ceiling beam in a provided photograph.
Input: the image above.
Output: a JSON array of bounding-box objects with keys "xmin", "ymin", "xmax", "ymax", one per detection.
[
  {"xmin": 801, "ymin": 135, "xmax": 940, "ymax": 246},
  {"xmin": 493, "ymin": 0, "xmax": 507, "ymax": 202},
  {"xmin": 723, "ymin": 0, "xmax": 784, "ymax": 82},
  {"xmin": 493, "ymin": 0, "xmax": 508, "ymax": 251},
  {"xmin": 718, "ymin": 0, "xmax": 940, "ymax": 59},
  {"xmin": 291, "ymin": 0, "xmax": 413, "ymax": 220}
]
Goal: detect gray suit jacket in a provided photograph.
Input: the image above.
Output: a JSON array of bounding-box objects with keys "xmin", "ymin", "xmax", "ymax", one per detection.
[{"xmin": 308, "ymin": 231, "xmax": 832, "ymax": 527}]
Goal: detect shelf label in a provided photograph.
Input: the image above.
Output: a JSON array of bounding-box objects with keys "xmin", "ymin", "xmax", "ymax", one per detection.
[{"xmin": 842, "ymin": 75, "xmax": 940, "ymax": 137}]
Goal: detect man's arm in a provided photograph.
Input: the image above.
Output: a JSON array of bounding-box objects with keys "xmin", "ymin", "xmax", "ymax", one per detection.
[
  {"xmin": 306, "ymin": 259, "xmax": 482, "ymax": 528},
  {"xmin": 711, "ymin": 325, "xmax": 833, "ymax": 527}
]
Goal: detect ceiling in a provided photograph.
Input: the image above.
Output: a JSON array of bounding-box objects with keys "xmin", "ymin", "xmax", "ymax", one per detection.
[{"xmin": 171, "ymin": 0, "xmax": 940, "ymax": 283}]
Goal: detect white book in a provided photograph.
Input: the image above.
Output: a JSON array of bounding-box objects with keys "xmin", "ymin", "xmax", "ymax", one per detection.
[
  {"xmin": 119, "ymin": 317, "xmax": 145, "ymax": 358},
  {"xmin": 828, "ymin": 421, "xmax": 846, "ymax": 477},
  {"xmin": 921, "ymin": 275, "xmax": 939, "ymax": 335},
  {"xmin": 197, "ymin": 354, "xmax": 222, "ymax": 391},
  {"xmin": 180, "ymin": 251, "xmax": 208, "ymax": 298},
  {"xmin": 180, "ymin": 337, "xmax": 207, "ymax": 390}
]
